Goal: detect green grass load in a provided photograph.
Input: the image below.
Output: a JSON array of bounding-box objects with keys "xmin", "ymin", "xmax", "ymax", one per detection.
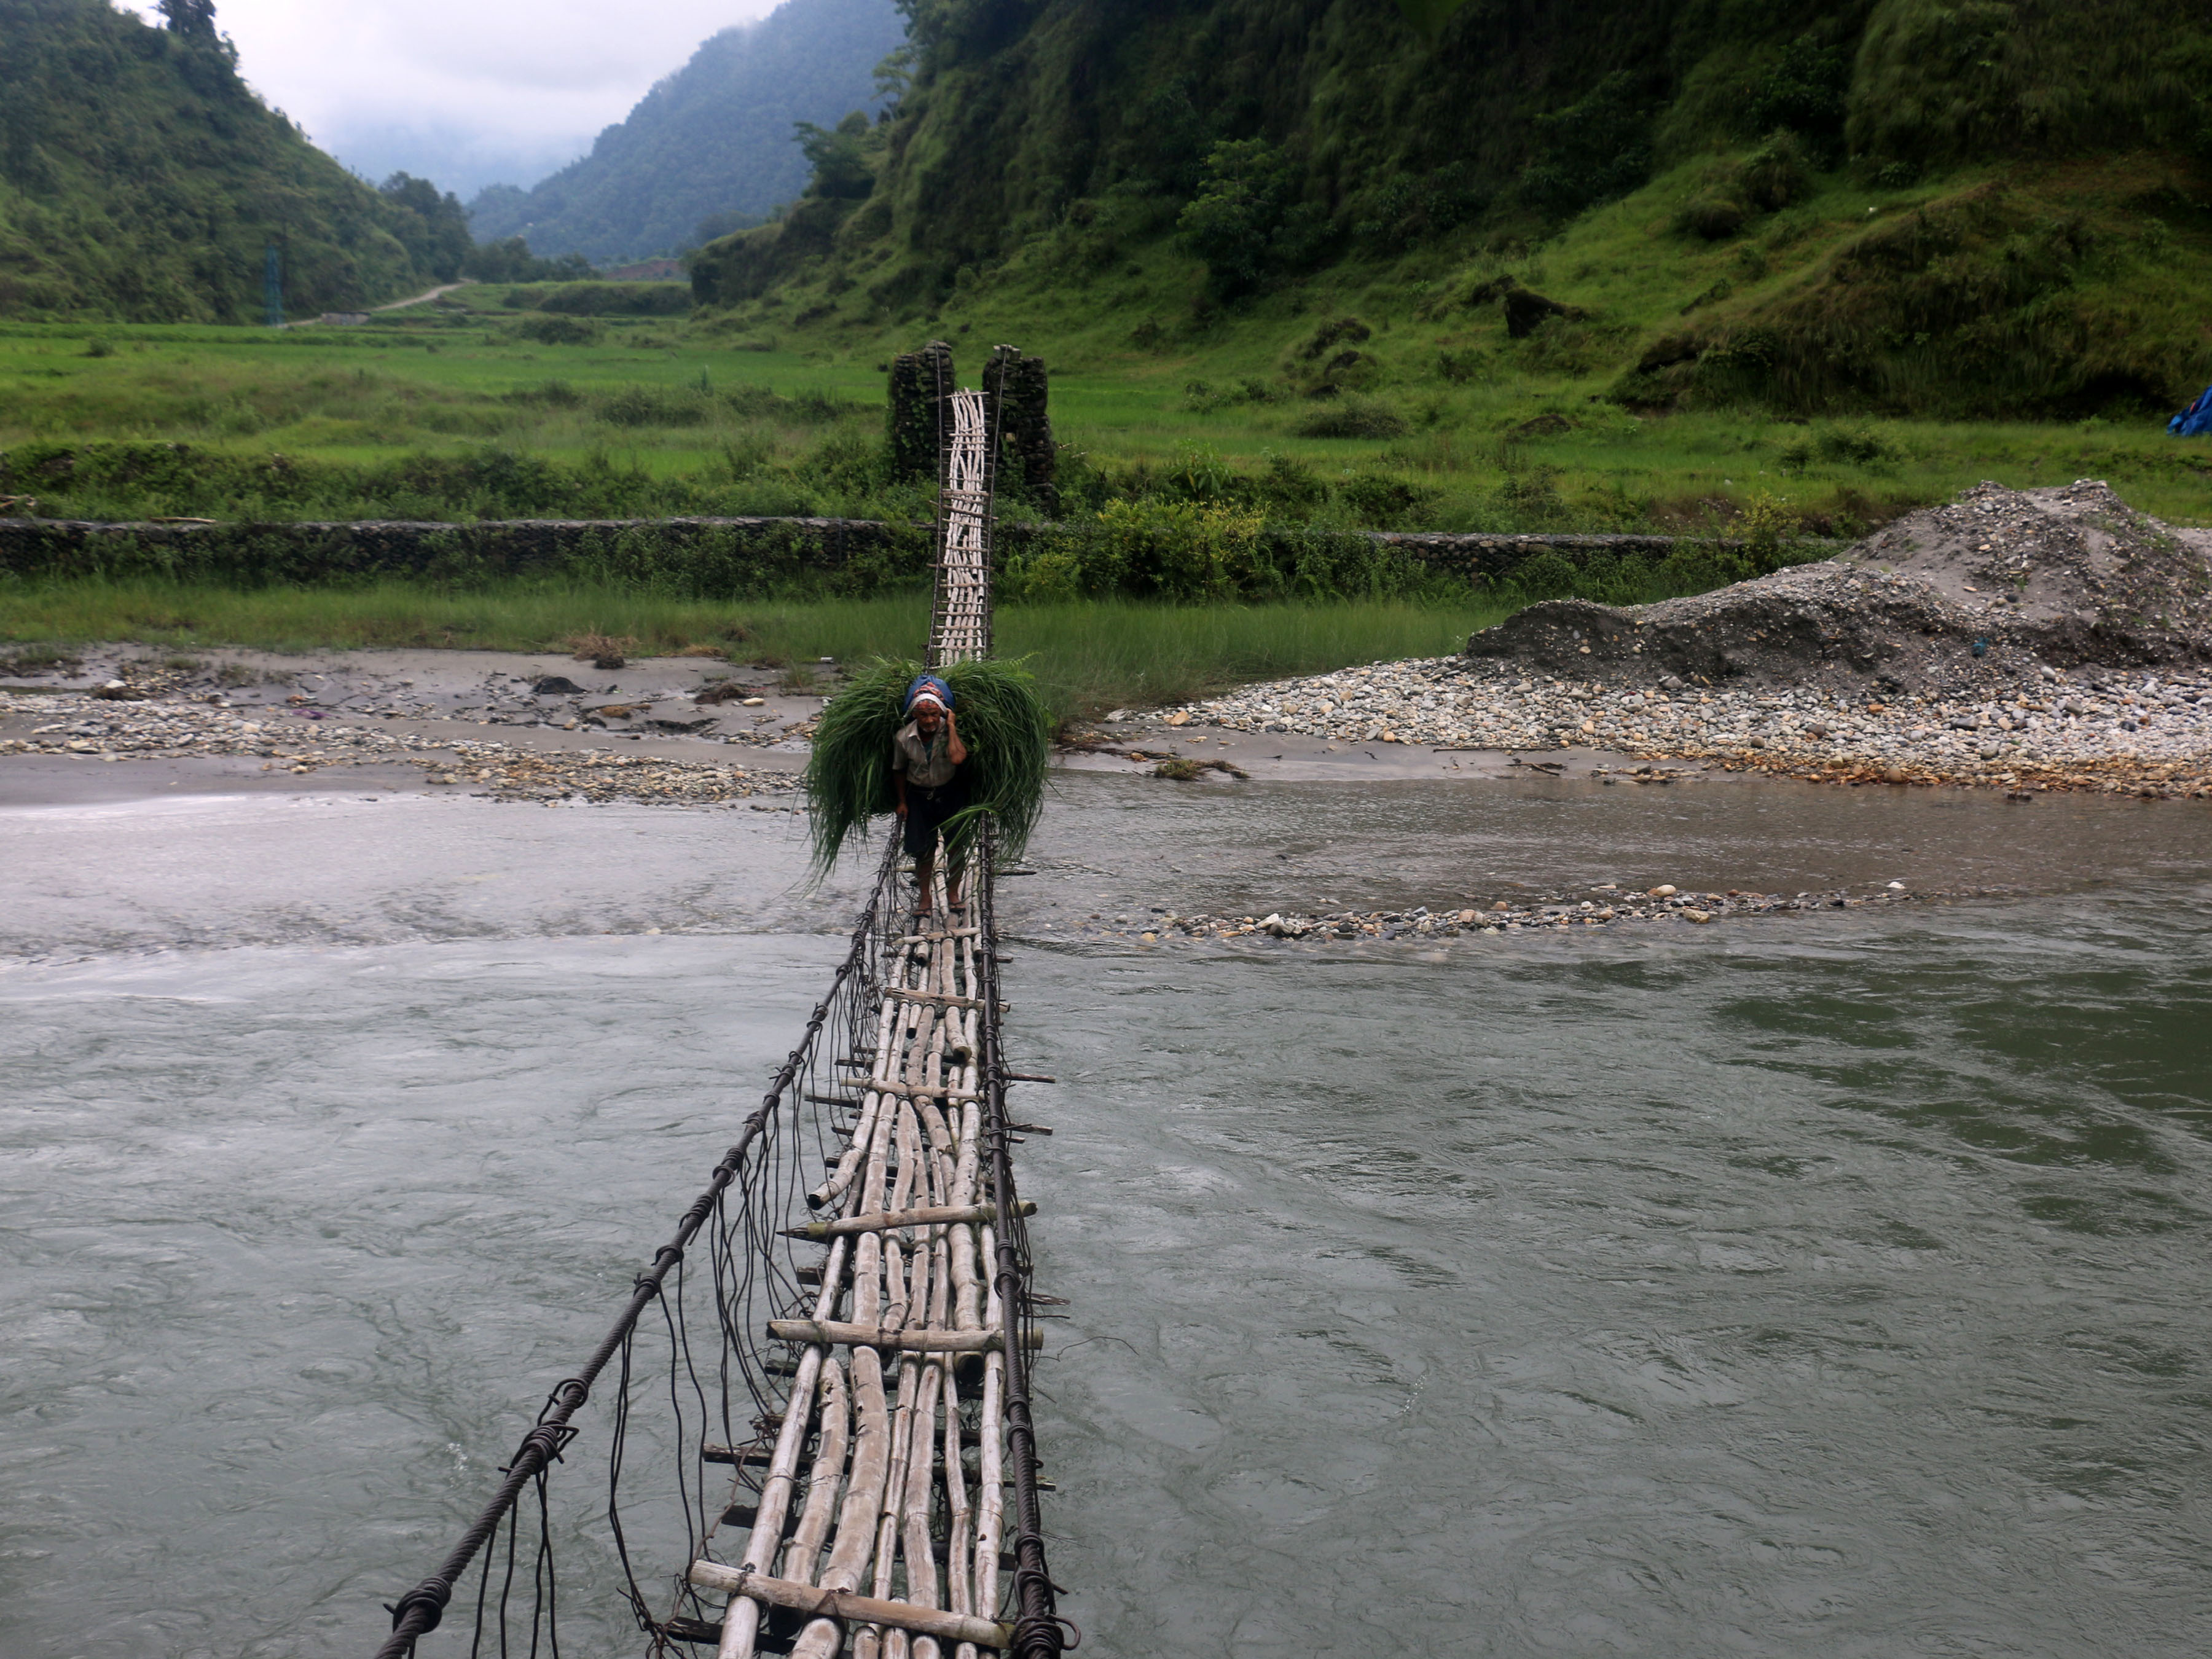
[{"xmin": 806, "ymin": 657, "xmax": 1053, "ymax": 872}]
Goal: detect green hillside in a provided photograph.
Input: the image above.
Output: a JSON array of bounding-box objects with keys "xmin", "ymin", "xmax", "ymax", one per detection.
[
  {"xmin": 691, "ymin": 0, "xmax": 2212, "ymax": 420},
  {"xmin": 466, "ymin": 0, "xmax": 905, "ymax": 266},
  {"xmin": 0, "ymin": 0, "xmax": 461, "ymax": 321}
]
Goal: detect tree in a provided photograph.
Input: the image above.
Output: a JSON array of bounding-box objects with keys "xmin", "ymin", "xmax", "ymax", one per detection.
[
  {"xmin": 1175, "ymin": 138, "xmax": 1324, "ymax": 300},
  {"xmin": 460, "ymin": 237, "xmax": 595, "ymax": 283},
  {"xmin": 158, "ymin": 1, "xmax": 219, "ymax": 37},
  {"xmin": 1515, "ymin": 73, "xmax": 1654, "ymax": 219},
  {"xmin": 378, "ymin": 172, "xmax": 472, "ymax": 283},
  {"xmin": 794, "ymin": 111, "xmax": 878, "ymax": 199}
]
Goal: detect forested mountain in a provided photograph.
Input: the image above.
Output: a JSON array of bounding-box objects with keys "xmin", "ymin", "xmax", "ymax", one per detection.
[
  {"xmin": 467, "ymin": 0, "xmax": 904, "ymax": 266},
  {"xmin": 690, "ymin": 0, "xmax": 2212, "ymax": 414},
  {"xmin": 0, "ymin": 0, "xmax": 466, "ymax": 320}
]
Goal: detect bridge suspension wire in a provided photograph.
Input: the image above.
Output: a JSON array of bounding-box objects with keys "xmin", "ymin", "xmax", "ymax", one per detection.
[{"xmin": 374, "ymin": 352, "xmax": 1069, "ymax": 1659}]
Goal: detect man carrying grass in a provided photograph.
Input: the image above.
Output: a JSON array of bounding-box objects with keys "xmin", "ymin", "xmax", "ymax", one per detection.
[{"xmin": 893, "ymin": 679, "xmax": 970, "ymax": 915}]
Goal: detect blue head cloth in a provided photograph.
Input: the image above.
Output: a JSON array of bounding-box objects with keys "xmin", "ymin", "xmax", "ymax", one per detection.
[{"xmin": 905, "ymin": 673, "xmax": 954, "ymax": 714}]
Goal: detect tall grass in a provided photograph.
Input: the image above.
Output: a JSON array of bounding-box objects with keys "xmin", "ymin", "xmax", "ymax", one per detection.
[{"xmin": 0, "ymin": 578, "xmax": 1509, "ymax": 717}]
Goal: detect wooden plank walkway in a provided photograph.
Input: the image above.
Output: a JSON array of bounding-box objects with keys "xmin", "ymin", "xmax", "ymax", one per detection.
[
  {"xmin": 686, "ymin": 364, "xmax": 1062, "ymax": 1659},
  {"xmin": 697, "ymin": 877, "xmax": 1016, "ymax": 1659}
]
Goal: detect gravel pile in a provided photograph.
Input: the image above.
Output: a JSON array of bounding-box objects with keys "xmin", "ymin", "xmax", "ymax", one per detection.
[
  {"xmin": 1465, "ymin": 480, "xmax": 2212, "ymax": 694},
  {"xmin": 1183, "ymin": 483, "xmax": 2212, "ymax": 798},
  {"xmin": 0, "ymin": 688, "xmax": 802, "ymax": 806},
  {"xmin": 1035, "ymin": 881, "xmax": 1977, "ymax": 946}
]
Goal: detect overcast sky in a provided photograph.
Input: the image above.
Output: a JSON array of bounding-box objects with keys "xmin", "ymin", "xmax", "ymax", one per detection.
[{"xmin": 122, "ymin": 1, "xmax": 782, "ymax": 198}]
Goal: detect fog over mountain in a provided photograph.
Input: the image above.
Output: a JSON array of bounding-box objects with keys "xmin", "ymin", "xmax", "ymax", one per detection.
[
  {"xmin": 111, "ymin": 1, "xmax": 786, "ymax": 205},
  {"xmin": 469, "ymin": 0, "xmax": 903, "ymax": 266}
]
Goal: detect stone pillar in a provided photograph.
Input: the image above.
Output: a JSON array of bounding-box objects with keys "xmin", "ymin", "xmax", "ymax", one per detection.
[
  {"xmin": 984, "ymin": 345, "xmax": 1055, "ymax": 517},
  {"xmin": 887, "ymin": 340, "xmax": 954, "ymax": 485}
]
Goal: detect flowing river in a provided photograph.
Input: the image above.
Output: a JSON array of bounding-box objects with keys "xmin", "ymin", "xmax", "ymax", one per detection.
[{"xmin": 3, "ymin": 772, "xmax": 2208, "ymax": 1658}]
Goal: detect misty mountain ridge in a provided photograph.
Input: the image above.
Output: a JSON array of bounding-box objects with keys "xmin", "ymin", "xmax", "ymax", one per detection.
[
  {"xmin": 468, "ymin": 0, "xmax": 903, "ymax": 267},
  {"xmin": 0, "ymin": 0, "xmax": 468, "ymax": 319}
]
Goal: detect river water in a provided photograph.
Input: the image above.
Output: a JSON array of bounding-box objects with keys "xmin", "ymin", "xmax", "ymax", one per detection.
[{"xmin": 3, "ymin": 774, "xmax": 2209, "ymax": 1658}]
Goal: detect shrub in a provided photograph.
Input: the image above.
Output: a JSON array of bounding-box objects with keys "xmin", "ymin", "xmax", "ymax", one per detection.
[
  {"xmin": 1816, "ymin": 423, "xmax": 1896, "ymax": 465},
  {"xmin": 465, "ymin": 238, "xmax": 595, "ymax": 284},
  {"xmin": 516, "ymin": 313, "xmax": 601, "ymax": 345},
  {"xmin": 1437, "ymin": 349, "xmax": 1492, "ymax": 385},
  {"xmin": 535, "ymin": 282, "xmax": 691, "ymax": 317},
  {"xmin": 1516, "ymin": 72, "xmax": 1654, "ymax": 218},
  {"xmin": 1255, "ymin": 452, "xmax": 1325, "ymax": 511},
  {"xmin": 1089, "ymin": 499, "xmax": 1265, "ymax": 600},
  {"xmin": 1176, "ymin": 138, "xmax": 1326, "ymax": 299},
  {"xmin": 1296, "ymin": 316, "xmax": 1371, "ymax": 360},
  {"xmin": 1351, "ymin": 162, "xmax": 1486, "ymax": 246},
  {"xmin": 595, "ymin": 386, "xmax": 708, "ymax": 428},
  {"xmin": 1336, "ymin": 474, "xmax": 1433, "ymax": 528},
  {"xmin": 1740, "ymin": 133, "xmax": 1816, "ymax": 212},
  {"xmin": 1293, "ymin": 399, "xmax": 1409, "ymax": 439},
  {"xmin": 1682, "ymin": 195, "xmax": 1748, "ymax": 240},
  {"xmin": 1742, "ymin": 33, "xmax": 1852, "ymax": 143},
  {"xmin": 1508, "ymin": 551, "xmax": 1580, "ymax": 600}
]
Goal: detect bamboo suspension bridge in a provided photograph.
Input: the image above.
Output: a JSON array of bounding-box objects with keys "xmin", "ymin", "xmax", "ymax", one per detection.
[{"xmin": 374, "ymin": 349, "xmax": 1072, "ymax": 1659}]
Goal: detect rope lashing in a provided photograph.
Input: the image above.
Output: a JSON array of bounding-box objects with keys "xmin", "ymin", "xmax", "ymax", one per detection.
[
  {"xmin": 500, "ymin": 1422, "xmax": 578, "ymax": 1475},
  {"xmin": 1010, "ymin": 1612, "xmax": 1083, "ymax": 1655},
  {"xmin": 381, "ymin": 1580, "xmax": 450, "ymax": 1636}
]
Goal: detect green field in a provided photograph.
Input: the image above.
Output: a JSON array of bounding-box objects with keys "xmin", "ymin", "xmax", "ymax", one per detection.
[
  {"xmin": 5, "ymin": 172, "xmax": 2208, "ymax": 537},
  {"xmin": 0, "ymin": 579, "xmax": 1504, "ymax": 721}
]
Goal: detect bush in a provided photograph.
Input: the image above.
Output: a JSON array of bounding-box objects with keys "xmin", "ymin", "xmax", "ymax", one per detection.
[
  {"xmin": 1090, "ymin": 500, "xmax": 1265, "ymax": 600},
  {"xmin": 1255, "ymin": 452, "xmax": 1326, "ymax": 511},
  {"xmin": 465, "ymin": 237, "xmax": 596, "ymax": 284},
  {"xmin": 1682, "ymin": 195, "xmax": 1748, "ymax": 240},
  {"xmin": 516, "ymin": 314, "xmax": 601, "ymax": 345},
  {"xmin": 1437, "ymin": 349, "xmax": 1492, "ymax": 385},
  {"xmin": 1516, "ymin": 72, "xmax": 1655, "ymax": 218},
  {"xmin": 1176, "ymin": 138, "xmax": 1327, "ymax": 299},
  {"xmin": 1336, "ymin": 474, "xmax": 1433, "ymax": 528},
  {"xmin": 1351, "ymin": 163, "xmax": 1486, "ymax": 246},
  {"xmin": 1741, "ymin": 33, "xmax": 1852, "ymax": 143},
  {"xmin": 595, "ymin": 386, "xmax": 709, "ymax": 427},
  {"xmin": 534, "ymin": 283, "xmax": 691, "ymax": 317},
  {"xmin": 1816, "ymin": 423, "xmax": 1896, "ymax": 465},
  {"xmin": 1293, "ymin": 399, "xmax": 1409, "ymax": 439}
]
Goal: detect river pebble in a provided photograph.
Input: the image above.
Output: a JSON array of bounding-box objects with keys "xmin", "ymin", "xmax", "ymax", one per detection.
[
  {"xmin": 0, "ymin": 688, "xmax": 802, "ymax": 806},
  {"xmin": 1182, "ymin": 659, "xmax": 2212, "ymax": 798},
  {"xmin": 1037, "ymin": 882, "xmax": 1995, "ymax": 945}
]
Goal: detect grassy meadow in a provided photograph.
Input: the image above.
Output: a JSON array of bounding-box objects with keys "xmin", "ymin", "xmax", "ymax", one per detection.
[{"xmin": 5, "ymin": 147, "xmax": 2210, "ymax": 538}]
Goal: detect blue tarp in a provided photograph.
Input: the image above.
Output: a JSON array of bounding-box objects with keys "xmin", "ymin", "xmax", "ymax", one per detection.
[{"xmin": 2170, "ymin": 386, "xmax": 2212, "ymax": 437}]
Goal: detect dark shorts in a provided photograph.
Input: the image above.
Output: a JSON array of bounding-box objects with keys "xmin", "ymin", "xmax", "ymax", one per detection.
[{"xmin": 902, "ymin": 777, "xmax": 972, "ymax": 860}]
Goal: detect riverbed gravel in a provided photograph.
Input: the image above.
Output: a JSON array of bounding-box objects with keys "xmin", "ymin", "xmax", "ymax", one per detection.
[
  {"xmin": 1035, "ymin": 880, "xmax": 1983, "ymax": 947},
  {"xmin": 1179, "ymin": 657, "xmax": 2212, "ymax": 797},
  {"xmin": 0, "ymin": 685, "xmax": 802, "ymax": 806}
]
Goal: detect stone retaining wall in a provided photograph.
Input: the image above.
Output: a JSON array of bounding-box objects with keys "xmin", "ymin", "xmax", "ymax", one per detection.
[
  {"xmin": 0, "ymin": 514, "xmax": 910, "ymax": 581},
  {"xmin": 1, "ymin": 514, "xmax": 1812, "ymax": 586}
]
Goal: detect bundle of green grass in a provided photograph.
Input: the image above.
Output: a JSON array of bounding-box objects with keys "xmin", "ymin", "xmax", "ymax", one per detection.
[{"xmin": 806, "ymin": 657, "xmax": 1053, "ymax": 872}]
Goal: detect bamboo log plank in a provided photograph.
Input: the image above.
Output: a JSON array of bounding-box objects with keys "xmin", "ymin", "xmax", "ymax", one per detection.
[
  {"xmin": 886, "ymin": 989, "xmax": 990, "ymax": 1010},
  {"xmin": 942, "ymin": 1365, "xmax": 973, "ymax": 1621},
  {"xmin": 780, "ymin": 1359, "xmax": 847, "ymax": 1584},
  {"xmin": 685, "ymin": 1564, "xmax": 1013, "ymax": 1650},
  {"xmin": 783, "ymin": 1198, "xmax": 1031, "ymax": 1241},
  {"xmin": 897, "ymin": 1360, "xmax": 944, "ymax": 1617}
]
